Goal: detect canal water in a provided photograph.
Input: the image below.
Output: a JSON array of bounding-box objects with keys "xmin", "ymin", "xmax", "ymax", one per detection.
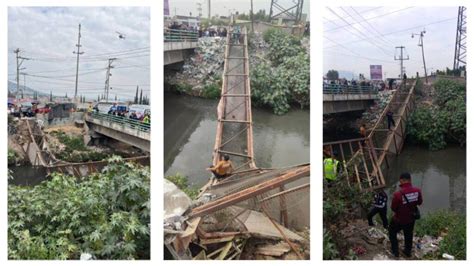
[
  {"xmin": 164, "ymin": 92, "xmax": 310, "ymax": 187},
  {"xmin": 384, "ymin": 145, "xmax": 466, "ymax": 214}
]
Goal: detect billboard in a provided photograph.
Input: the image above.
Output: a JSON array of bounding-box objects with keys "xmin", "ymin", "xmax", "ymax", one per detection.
[
  {"xmin": 164, "ymin": 0, "xmax": 170, "ymax": 16},
  {"xmin": 370, "ymin": 65, "xmax": 383, "ymax": 80}
]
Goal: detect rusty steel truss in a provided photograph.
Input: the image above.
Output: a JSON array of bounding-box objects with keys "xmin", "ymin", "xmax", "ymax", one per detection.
[
  {"xmin": 323, "ymin": 81, "xmax": 417, "ymax": 191},
  {"xmin": 21, "ymin": 118, "xmax": 149, "ymax": 177},
  {"xmin": 213, "ymin": 26, "xmax": 256, "ymax": 171}
]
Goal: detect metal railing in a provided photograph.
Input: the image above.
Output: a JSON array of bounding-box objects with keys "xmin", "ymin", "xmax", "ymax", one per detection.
[
  {"xmin": 323, "ymin": 84, "xmax": 379, "ymax": 95},
  {"xmin": 164, "ymin": 29, "xmax": 198, "ymax": 42},
  {"xmin": 87, "ymin": 112, "xmax": 150, "ymax": 133}
]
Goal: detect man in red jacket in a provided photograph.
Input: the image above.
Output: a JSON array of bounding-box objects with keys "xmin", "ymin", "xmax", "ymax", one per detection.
[{"xmin": 389, "ymin": 172, "xmax": 423, "ymax": 258}]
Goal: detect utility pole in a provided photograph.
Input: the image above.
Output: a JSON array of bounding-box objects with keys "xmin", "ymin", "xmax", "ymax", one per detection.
[
  {"xmin": 73, "ymin": 24, "xmax": 84, "ymax": 102},
  {"xmin": 14, "ymin": 48, "xmax": 29, "ymax": 99},
  {"xmin": 412, "ymin": 30, "xmax": 428, "ymax": 83},
  {"xmin": 22, "ymin": 73, "xmax": 26, "ymax": 99},
  {"xmin": 394, "ymin": 46, "xmax": 409, "ymax": 79},
  {"xmin": 250, "ymin": 0, "xmax": 254, "ymax": 33},
  {"xmin": 104, "ymin": 58, "xmax": 116, "ymax": 103}
]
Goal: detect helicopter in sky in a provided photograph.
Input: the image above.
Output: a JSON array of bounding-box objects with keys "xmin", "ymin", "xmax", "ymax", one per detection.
[{"xmin": 116, "ymin": 31, "xmax": 126, "ymax": 39}]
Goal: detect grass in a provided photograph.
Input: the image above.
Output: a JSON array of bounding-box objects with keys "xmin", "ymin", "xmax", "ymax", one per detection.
[{"xmin": 415, "ymin": 210, "xmax": 466, "ymax": 260}]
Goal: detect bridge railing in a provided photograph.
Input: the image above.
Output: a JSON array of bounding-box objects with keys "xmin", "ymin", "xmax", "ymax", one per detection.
[
  {"xmin": 164, "ymin": 29, "xmax": 199, "ymax": 42},
  {"xmin": 323, "ymin": 84, "xmax": 379, "ymax": 95},
  {"xmin": 87, "ymin": 112, "xmax": 150, "ymax": 132}
]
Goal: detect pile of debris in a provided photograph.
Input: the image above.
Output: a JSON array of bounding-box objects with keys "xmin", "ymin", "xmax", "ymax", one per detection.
[
  {"xmin": 359, "ymin": 90, "xmax": 395, "ymax": 128},
  {"xmin": 335, "ymin": 218, "xmax": 444, "ymax": 260},
  {"xmin": 168, "ymin": 37, "xmax": 226, "ymax": 90},
  {"xmin": 164, "ymin": 166, "xmax": 311, "ymax": 260}
]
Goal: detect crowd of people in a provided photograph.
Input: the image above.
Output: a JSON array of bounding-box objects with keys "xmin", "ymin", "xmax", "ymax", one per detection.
[
  {"xmin": 88, "ymin": 103, "xmax": 151, "ymax": 127},
  {"xmin": 165, "ymin": 21, "xmax": 229, "ymax": 39}
]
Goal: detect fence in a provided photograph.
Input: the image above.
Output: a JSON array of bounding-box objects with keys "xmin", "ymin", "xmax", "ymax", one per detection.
[
  {"xmin": 88, "ymin": 112, "xmax": 150, "ymax": 132},
  {"xmin": 164, "ymin": 29, "xmax": 198, "ymax": 42},
  {"xmin": 323, "ymin": 84, "xmax": 379, "ymax": 95}
]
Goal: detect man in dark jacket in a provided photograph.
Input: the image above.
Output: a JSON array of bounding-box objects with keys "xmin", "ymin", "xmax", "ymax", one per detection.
[
  {"xmin": 367, "ymin": 188, "xmax": 388, "ymax": 228},
  {"xmin": 389, "ymin": 172, "xmax": 423, "ymax": 258}
]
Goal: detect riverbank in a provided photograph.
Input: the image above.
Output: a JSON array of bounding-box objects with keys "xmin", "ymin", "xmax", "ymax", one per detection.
[{"xmin": 323, "ymin": 143, "xmax": 466, "ymax": 260}]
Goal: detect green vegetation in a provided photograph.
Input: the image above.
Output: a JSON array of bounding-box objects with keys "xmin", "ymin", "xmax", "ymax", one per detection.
[
  {"xmin": 323, "ymin": 229, "xmax": 339, "ymax": 260},
  {"xmin": 202, "ymin": 82, "xmax": 221, "ymax": 99},
  {"xmin": 8, "ymin": 149, "xmax": 17, "ymax": 165},
  {"xmin": 323, "ymin": 178, "xmax": 372, "ymax": 223},
  {"xmin": 407, "ymin": 79, "xmax": 466, "ymax": 150},
  {"xmin": 8, "ymin": 157, "xmax": 150, "ymax": 259},
  {"xmin": 174, "ymin": 82, "xmax": 193, "ymax": 94},
  {"xmin": 251, "ymin": 29, "xmax": 309, "ymax": 115},
  {"xmin": 50, "ymin": 131, "xmax": 108, "ymax": 162},
  {"xmin": 165, "ymin": 173, "xmax": 199, "ymax": 200},
  {"xmin": 326, "ymin": 70, "xmax": 339, "ymax": 81},
  {"xmin": 415, "ymin": 210, "xmax": 465, "ymax": 260}
]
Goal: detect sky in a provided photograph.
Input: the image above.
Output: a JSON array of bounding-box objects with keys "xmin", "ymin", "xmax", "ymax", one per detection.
[
  {"xmin": 167, "ymin": 0, "xmax": 310, "ymax": 20},
  {"xmin": 8, "ymin": 7, "xmax": 150, "ymax": 101},
  {"xmin": 323, "ymin": 6, "xmax": 460, "ymax": 79}
]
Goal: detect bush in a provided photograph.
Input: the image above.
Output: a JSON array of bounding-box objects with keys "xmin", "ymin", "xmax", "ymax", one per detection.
[
  {"xmin": 250, "ymin": 29, "xmax": 309, "ymax": 114},
  {"xmin": 8, "ymin": 149, "xmax": 17, "ymax": 165},
  {"xmin": 407, "ymin": 79, "xmax": 466, "ymax": 150},
  {"xmin": 174, "ymin": 83, "xmax": 192, "ymax": 94},
  {"xmin": 202, "ymin": 83, "xmax": 221, "ymax": 99},
  {"xmin": 323, "ymin": 228, "xmax": 339, "ymax": 260},
  {"xmin": 8, "ymin": 156, "xmax": 150, "ymax": 259},
  {"xmin": 415, "ymin": 210, "xmax": 465, "ymax": 260},
  {"xmin": 165, "ymin": 173, "xmax": 199, "ymax": 200}
]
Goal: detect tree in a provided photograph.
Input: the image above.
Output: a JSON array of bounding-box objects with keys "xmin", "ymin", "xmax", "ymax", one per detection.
[
  {"xmin": 134, "ymin": 86, "xmax": 139, "ymax": 104},
  {"xmin": 139, "ymin": 89, "xmax": 143, "ymax": 104},
  {"xmin": 326, "ymin": 70, "xmax": 339, "ymax": 81}
]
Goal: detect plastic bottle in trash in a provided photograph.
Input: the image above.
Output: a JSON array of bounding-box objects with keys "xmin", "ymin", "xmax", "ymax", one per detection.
[{"xmin": 442, "ymin": 253, "xmax": 455, "ymax": 260}]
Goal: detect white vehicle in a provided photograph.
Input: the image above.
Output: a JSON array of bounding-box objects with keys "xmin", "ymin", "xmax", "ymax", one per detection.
[
  {"xmin": 94, "ymin": 102, "xmax": 114, "ymax": 114},
  {"xmin": 128, "ymin": 104, "xmax": 150, "ymax": 119}
]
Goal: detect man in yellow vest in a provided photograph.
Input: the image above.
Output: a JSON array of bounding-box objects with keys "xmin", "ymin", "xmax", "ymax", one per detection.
[{"xmin": 324, "ymin": 151, "xmax": 340, "ymax": 182}]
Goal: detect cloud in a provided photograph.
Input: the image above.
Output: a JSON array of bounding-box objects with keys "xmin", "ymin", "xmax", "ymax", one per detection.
[{"xmin": 8, "ymin": 7, "xmax": 150, "ymax": 101}]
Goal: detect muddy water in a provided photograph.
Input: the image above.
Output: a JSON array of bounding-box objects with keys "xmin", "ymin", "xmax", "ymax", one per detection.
[
  {"xmin": 385, "ymin": 145, "xmax": 466, "ymax": 214},
  {"xmin": 164, "ymin": 93, "xmax": 310, "ymax": 184},
  {"xmin": 164, "ymin": 93, "xmax": 310, "ymax": 228}
]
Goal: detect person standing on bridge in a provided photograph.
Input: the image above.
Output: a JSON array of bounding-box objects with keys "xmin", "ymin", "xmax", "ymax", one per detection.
[
  {"xmin": 323, "ymin": 151, "xmax": 341, "ymax": 182},
  {"xmin": 207, "ymin": 154, "xmax": 234, "ymax": 180},
  {"xmin": 389, "ymin": 172, "xmax": 423, "ymax": 258},
  {"xmin": 367, "ymin": 188, "xmax": 388, "ymax": 228},
  {"xmin": 387, "ymin": 110, "xmax": 395, "ymax": 130}
]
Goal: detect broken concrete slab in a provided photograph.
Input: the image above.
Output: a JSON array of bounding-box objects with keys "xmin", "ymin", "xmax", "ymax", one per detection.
[{"xmin": 242, "ymin": 210, "xmax": 304, "ymax": 242}]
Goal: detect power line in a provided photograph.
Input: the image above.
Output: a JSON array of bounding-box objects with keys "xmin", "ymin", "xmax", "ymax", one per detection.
[
  {"xmin": 325, "ymin": 7, "xmax": 415, "ymax": 32},
  {"xmin": 324, "ymin": 17, "xmax": 457, "ymax": 50},
  {"xmin": 339, "ymin": 7, "xmax": 393, "ymax": 50},
  {"xmin": 326, "ymin": 7, "xmax": 393, "ymax": 56},
  {"xmin": 325, "ymin": 50, "xmax": 398, "ymax": 64},
  {"xmin": 323, "ymin": 6, "xmax": 383, "ymax": 24},
  {"xmin": 349, "ymin": 6, "xmax": 394, "ymax": 46}
]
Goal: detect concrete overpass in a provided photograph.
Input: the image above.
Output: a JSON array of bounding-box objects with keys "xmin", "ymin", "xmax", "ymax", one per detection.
[
  {"xmin": 323, "ymin": 85, "xmax": 379, "ymax": 114},
  {"xmin": 164, "ymin": 29, "xmax": 198, "ymax": 65},
  {"xmin": 85, "ymin": 113, "xmax": 150, "ymax": 152}
]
